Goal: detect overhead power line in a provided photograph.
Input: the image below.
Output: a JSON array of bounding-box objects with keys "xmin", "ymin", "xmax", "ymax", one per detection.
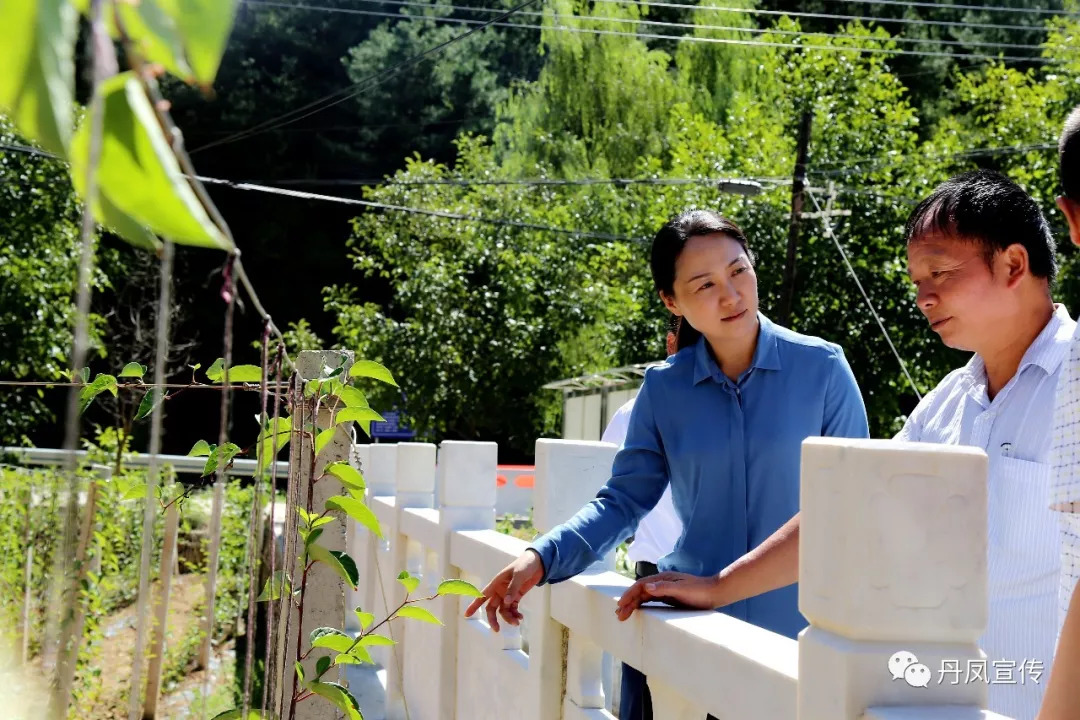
[
  {"xmin": 237, "ymin": 3, "xmax": 1063, "ymax": 64},
  {"xmin": 587, "ymin": 0, "xmax": 1055, "ymax": 33},
  {"xmin": 195, "ymin": 175, "xmax": 651, "ymax": 242},
  {"xmin": 250, "ymin": 0, "xmax": 1063, "ymax": 53},
  {"xmin": 190, "ymin": 0, "xmax": 544, "ymax": 154},
  {"xmin": 822, "ymin": 0, "xmax": 1077, "ymax": 18}
]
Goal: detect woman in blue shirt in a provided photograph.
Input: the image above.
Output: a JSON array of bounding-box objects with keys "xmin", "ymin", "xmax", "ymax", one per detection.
[{"xmin": 465, "ymin": 208, "xmax": 869, "ymax": 648}]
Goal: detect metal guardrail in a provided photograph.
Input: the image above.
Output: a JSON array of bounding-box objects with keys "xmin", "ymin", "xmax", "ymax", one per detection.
[{"xmin": 0, "ymin": 446, "xmax": 290, "ymax": 478}]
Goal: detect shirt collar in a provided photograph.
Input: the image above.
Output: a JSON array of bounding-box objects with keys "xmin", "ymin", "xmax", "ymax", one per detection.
[
  {"xmin": 964, "ymin": 303, "xmax": 1075, "ymax": 393},
  {"xmin": 693, "ymin": 312, "xmax": 782, "ymax": 385}
]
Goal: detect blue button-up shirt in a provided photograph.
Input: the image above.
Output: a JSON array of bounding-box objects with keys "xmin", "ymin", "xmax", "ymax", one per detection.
[{"xmin": 530, "ymin": 314, "xmax": 870, "ymax": 639}]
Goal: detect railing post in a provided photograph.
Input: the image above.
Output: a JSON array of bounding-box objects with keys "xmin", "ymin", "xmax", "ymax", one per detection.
[
  {"xmin": 530, "ymin": 439, "xmax": 619, "ymax": 719},
  {"xmin": 798, "ymin": 437, "xmax": 990, "ymax": 719},
  {"xmin": 346, "ymin": 443, "xmax": 371, "ymax": 633},
  {"xmin": 286, "ymin": 350, "xmax": 355, "ymax": 720},
  {"xmin": 385, "ymin": 442, "xmax": 436, "ymax": 720},
  {"xmin": 431, "ymin": 440, "xmax": 498, "ymax": 720}
]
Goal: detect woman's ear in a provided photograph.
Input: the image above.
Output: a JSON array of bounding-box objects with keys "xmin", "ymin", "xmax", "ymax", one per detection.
[{"xmin": 659, "ymin": 290, "xmax": 681, "ymax": 316}]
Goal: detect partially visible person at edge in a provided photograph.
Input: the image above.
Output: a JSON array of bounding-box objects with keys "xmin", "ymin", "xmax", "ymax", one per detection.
[
  {"xmin": 600, "ymin": 317, "xmax": 684, "ymax": 720},
  {"xmin": 617, "ymin": 171, "xmax": 1072, "ymax": 720},
  {"xmin": 463, "ymin": 209, "xmax": 870, "ymax": 720},
  {"xmin": 1035, "ymin": 103, "xmax": 1080, "ymax": 720}
]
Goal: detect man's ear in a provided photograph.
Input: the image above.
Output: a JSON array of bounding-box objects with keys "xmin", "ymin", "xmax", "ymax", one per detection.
[
  {"xmin": 1000, "ymin": 243, "xmax": 1030, "ymax": 288},
  {"xmin": 1058, "ymin": 196, "xmax": 1080, "ymax": 248},
  {"xmin": 659, "ymin": 290, "xmax": 681, "ymax": 316}
]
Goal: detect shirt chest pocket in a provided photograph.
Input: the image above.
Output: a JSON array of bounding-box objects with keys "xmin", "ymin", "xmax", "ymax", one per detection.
[{"xmin": 988, "ymin": 455, "xmax": 1059, "ymax": 595}]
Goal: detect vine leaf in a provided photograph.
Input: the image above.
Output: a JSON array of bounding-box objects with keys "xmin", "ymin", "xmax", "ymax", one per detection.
[
  {"xmin": 202, "ymin": 442, "xmax": 241, "ymax": 476},
  {"xmin": 335, "ymin": 407, "xmax": 385, "ymax": 436},
  {"xmin": 119, "ymin": 362, "xmax": 147, "ymax": 378},
  {"xmin": 256, "ymin": 571, "xmax": 291, "ymax": 602},
  {"xmin": 326, "ymin": 495, "xmax": 382, "ymax": 539},
  {"xmin": 78, "ymin": 374, "xmax": 118, "ymax": 414},
  {"xmin": 314, "ymin": 427, "xmax": 336, "ymax": 456},
  {"xmin": 188, "ymin": 439, "xmax": 213, "ymax": 457},
  {"xmin": 173, "ymin": 0, "xmax": 238, "ymax": 87},
  {"xmin": 357, "ymin": 633, "xmax": 395, "ymax": 647},
  {"xmin": 0, "ymin": 0, "xmax": 76, "ymax": 155},
  {"xmin": 294, "ymin": 661, "xmax": 304, "ymax": 686},
  {"xmin": 315, "ymin": 655, "xmax": 332, "ymax": 677},
  {"xmin": 116, "ymin": 0, "xmax": 192, "ymax": 82},
  {"xmin": 69, "ymin": 72, "xmax": 231, "ymax": 250},
  {"xmin": 324, "ymin": 462, "xmax": 365, "ymax": 494},
  {"xmin": 335, "ymin": 646, "xmax": 374, "ymax": 665},
  {"xmin": 396, "ymin": 605, "xmax": 443, "ymax": 626},
  {"xmin": 309, "ymin": 627, "xmax": 353, "ymax": 654},
  {"xmin": 134, "ymin": 390, "xmax": 162, "ymax": 421},
  {"xmin": 437, "ymin": 579, "xmax": 484, "ymax": 598},
  {"xmin": 213, "ymin": 364, "xmax": 262, "ymax": 383},
  {"xmin": 354, "ymin": 608, "xmax": 374, "ymax": 630},
  {"xmin": 209, "ymin": 710, "xmax": 264, "ymax": 720},
  {"xmin": 205, "ymin": 358, "xmax": 225, "ymax": 382},
  {"xmin": 309, "ymin": 681, "xmax": 364, "ymax": 720},
  {"xmin": 397, "ymin": 571, "xmax": 419, "ymax": 595},
  {"xmin": 308, "ymin": 544, "xmax": 359, "ymax": 589},
  {"xmin": 337, "ymin": 386, "xmax": 368, "ymax": 408},
  {"xmin": 348, "ymin": 360, "xmax": 398, "ymax": 387}
]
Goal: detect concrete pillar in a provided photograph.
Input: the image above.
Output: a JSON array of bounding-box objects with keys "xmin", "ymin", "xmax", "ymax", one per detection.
[
  {"xmin": 385, "ymin": 442, "xmax": 436, "ymax": 720},
  {"xmin": 530, "ymin": 439, "xmax": 619, "ymax": 719},
  {"xmin": 797, "ymin": 437, "xmax": 990, "ymax": 719},
  {"xmin": 286, "ymin": 350, "xmax": 355, "ymax": 720}
]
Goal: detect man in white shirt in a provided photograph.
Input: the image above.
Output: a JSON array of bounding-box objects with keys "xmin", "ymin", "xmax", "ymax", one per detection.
[
  {"xmin": 616, "ymin": 170, "xmax": 1072, "ymax": 720},
  {"xmin": 602, "ymin": 323, "xmax": 683, "ymax": 720}
]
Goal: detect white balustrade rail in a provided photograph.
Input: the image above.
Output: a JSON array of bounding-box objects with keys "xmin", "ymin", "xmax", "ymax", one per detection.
[{"xmin": 340, "ymin": 436, "xmax": 1013, "ymax": 720}]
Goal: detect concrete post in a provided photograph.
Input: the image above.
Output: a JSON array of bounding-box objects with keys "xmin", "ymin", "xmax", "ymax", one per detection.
[
  {"xmin": 797, "ymin": 437, "xmax": 990, "ymax": 719},
  {"xmin": 385, "ymin": 442, "xmax": 436, "ymax": 720},
  {"xmin": 286, "ymin": 350, "xmax": 355, "ymax": 720}
]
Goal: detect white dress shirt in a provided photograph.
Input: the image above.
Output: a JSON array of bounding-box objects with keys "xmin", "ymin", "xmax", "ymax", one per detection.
[
  {"xmin": 895, "ymin": 303, "xmax": 1074, "ymax": 720},
  {"xmin": 601, "ymin": 397, "xmax": 684, "ymax": 567},
  {"xmin": 1050, "ymin": 306, "xmax": 1080, "ymax": 641}
]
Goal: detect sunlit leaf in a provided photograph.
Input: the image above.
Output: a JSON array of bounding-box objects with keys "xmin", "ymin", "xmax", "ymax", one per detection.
[
  {"xmin": 203, "ymin": 442, "xmax": 241, "ymax": 476},
  {"xmin": 324, "ymin": 462, "xmax": 365, "ymax": 493},
  {"xmin": 348, "ymin": 360, "xmax": 398, "ymax": 387},
  {"xmin": 315, "ymin": 427, "xmax": 336, "ymax": 456},
  {"xmin": 212, "ymin": 364, "xmax": 263, "ymax": 383},
  {"xmin": 134, "ymin": 389, "xmax": 162, "ymax": 421},
  {"xmin": 396, "ymin": 605, "xmax": 442, "ymax": 625},
  {"xmin": 336, "ymin": 407, "xmax": 386, "ymax": 436},
  {"xmin": 308, "ymin": 543, "xmax": 359, "ymax": 589},
  {"xmin": 209, "ymin": 710, "xmax": 265, "ymax": 720},
  {"xmin": 397, "ymin": 571, "xmax": 419, "ymax": 595},
  {"xmin": 119, "ymin": 362, "xmax": 147, "ymax": 378},
  {"xmin": 97, "ymin": 193, "xmax": 162, "ymax": 250},
  {"xmin": 69, "ymin": 72, "xmax": 231, "ymax": 250},
  {"xmin": 294, "ymin": 661, "xmax": 304, "ymax": 686},
  {"xmin": 173, "ymin": 0, "xmax": 238, "ymax": 87},
  {"xmin": 354, "ymin": 608, "xmax": 374, "ymax": 630},
  {"xmin": 188, "ymin": 439, "xmax": 213, "ymax": 457},
  {"xmin": 309, "ymin": 681, "xmax": 364, "ymax": 720},
  {"xmin": 78, "ymin": 374, "xmax": 118, "ymax": 414},
  {"xmin": 326, "ymin": 495, "xmax": 382, "ymax": 539},
  {"xmin": 205, "ymin": 358, "xmax": 224, "ymax": 382},
  {"xmin": 257, "ymin": 571, "xmax": 291, "ymax": 602},
  {"xmin": 437, "ymin": 579, "xmax": 484, "ymax": 598},
  {"xmin": 117, "ymin": 0, "xmax": 192, "ymax": 81},
  {"xmin": 310, "ymin": 629, "xmax": 353, "ymax": 654},
  {"xmin": 337, "ymin": 385, "xmax": 368, "ymax": 408},
  {"xmin": 357, "ymin": 633, "xmax": 395, "ymax": 647},
  {"xmin": 0, "ymin": 0, "xmax": 76, "ymax": 155}
]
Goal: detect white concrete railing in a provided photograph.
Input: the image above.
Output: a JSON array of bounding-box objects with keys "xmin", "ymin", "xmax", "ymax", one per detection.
[{"xmin": 344, "ymin": 437, "xmax": 1010, "ymax": 720}]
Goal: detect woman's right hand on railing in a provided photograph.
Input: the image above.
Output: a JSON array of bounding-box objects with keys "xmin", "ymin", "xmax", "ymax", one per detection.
[{"xmin": 464, "ymin": 549, "xmax": 545, "ymax": 632}]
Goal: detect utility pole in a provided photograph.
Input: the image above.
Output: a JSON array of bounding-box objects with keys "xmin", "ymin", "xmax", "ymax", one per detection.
[{"xmin": 778, "ymin": 110, "xmax": 812, "ymax": 327}]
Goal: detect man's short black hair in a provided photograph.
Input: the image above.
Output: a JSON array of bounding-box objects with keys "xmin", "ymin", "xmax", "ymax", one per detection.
[
  {"xmin": 904, "ymin": 169, "xmax": 1057, "ymax": 283},
  {"xmin": 1060, "ymin": 103, "xmax": 1080, "ymax": 201}
]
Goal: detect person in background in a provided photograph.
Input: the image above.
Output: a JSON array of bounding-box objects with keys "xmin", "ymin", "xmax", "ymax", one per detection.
[
  {"xmin": 618, "ymin": 171, "xmax": 1073, "ymax": 720},
  {"xmin": 464, "ymin": 209, "xmax": 870, "ymax": 719},
  {"xmin": 601, "ymin": 318, "xmax": 683, "ymax": 720},
  {"xmin": 1036, "ymin": 102, "xmax": 1080, "ymax": 720}
]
